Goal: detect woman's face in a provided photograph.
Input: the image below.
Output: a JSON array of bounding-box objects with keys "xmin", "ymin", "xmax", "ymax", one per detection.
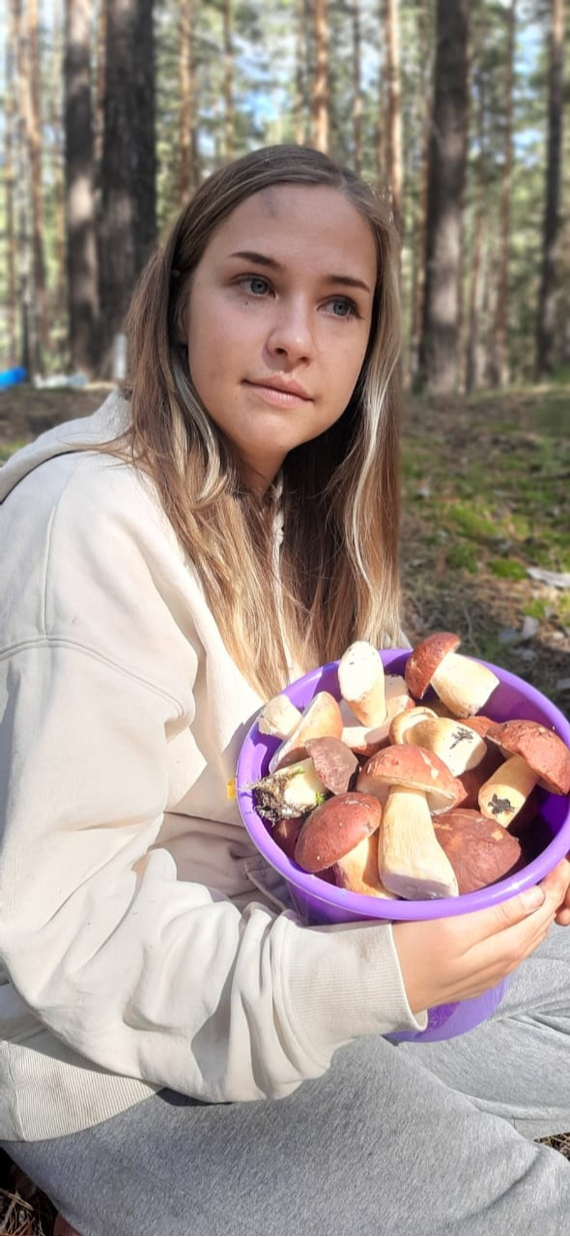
[{"xmin": 183, "ymin": 184, "xmax": 377, "ymax": 492}]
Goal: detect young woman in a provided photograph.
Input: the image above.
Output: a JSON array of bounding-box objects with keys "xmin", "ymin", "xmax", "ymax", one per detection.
[{"xmin": 1, "ymin": 144, "xmax": 570, "ymax": 1236}]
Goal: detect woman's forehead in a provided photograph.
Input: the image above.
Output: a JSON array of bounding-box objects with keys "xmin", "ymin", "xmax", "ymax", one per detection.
[{"xmin": 203, "ymin": 184, "xmax": 377, "ymax": 276}]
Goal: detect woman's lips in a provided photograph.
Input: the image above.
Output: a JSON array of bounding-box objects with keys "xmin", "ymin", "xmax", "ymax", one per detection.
[{"xmin": 244, "ymin": 379, "xmax": 312, "ymax": 406}]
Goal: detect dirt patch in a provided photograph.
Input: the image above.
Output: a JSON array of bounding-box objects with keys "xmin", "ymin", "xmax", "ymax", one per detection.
[{"xmin": 0, "ymin": 382, "xmax": 112, "ymax": 448}]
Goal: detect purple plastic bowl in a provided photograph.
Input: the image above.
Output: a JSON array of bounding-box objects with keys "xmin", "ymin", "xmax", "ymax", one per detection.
[{"xmin": 236, "ymin": 650, "xmax": 570, "ymax": 1041}]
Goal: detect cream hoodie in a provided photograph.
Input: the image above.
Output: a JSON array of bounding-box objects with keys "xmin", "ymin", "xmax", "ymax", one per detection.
[{"xmin": 0, "ymin": 392, "xmax": 425, "ymax": 1141}]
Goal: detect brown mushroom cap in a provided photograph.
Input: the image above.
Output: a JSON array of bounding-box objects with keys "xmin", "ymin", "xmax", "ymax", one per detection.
[
  {"xmin": 357, "ymin": 743, "xmax": 464, "ymax": 812},
  {"xmin": 294, "ymin": 792, "xmax": 382, "ymax": 873},
  {"xmin": 485, "ymin": 719, "xmax": 570, "ymax": 795},
  {"xmin": 405, "ymin": 632, "xmax": 462, "ymax": 700}
]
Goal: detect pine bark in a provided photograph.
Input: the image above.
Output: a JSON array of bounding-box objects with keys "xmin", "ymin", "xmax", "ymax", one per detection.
[
  {"xmin": 536, "ymin": 0, "xmax": 565, "ymax": 377},
  {"xmin": 465, "ymin": 6, "xmax": 487, "ymax": 393},
  {"xmin": 312, "ymin": 0, "xmax": 329, "ymax": 152},
  {"xmin": 64, "ymin": 0, "xmax": 100, "ymax": 376},
  {"xmin": 490, "ymin": 0, "xmax": 516, "ymax": 388},
  {"xmin": 409, "ymin": 0, "xmax": 432, "ymax": 383},
  {"xmin": 14, "ymin": 0, "xmax": 32, "ymax": 373},
  {"xmin": 180, "ymin": 0, "xmax": 200, "ymax": 197},
  {"xmin": 5, "ymin": 0, "xmax": 18, "ymax": 363},
  {"xmin": 352, "ymin": 0, "xmax": 362, "ymax": 174},
  {"xmin": 385, "ymin": 0, "xmax": 402, "ymax": 233},
  {"xmin": 223, "ymin": 0, "xmax": 233, "ymax": 160},
  {"xmin": 98, "ymin": 0, "xmax": 157, "ymax": 377},
  {"xmin": 419, "ymin": 0, "xmax": 469, "ymax": 395}
]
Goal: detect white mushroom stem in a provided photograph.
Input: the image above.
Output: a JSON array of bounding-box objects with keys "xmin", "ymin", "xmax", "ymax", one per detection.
[
  {"xmin": 430, "ymin": 652, "xmax": 500, "ymax": 717},
  {"xmin": 378, "ymin": 786, "xmax": 459, "ymax": 900},
  {"xmin": 333, "ymin": 834, "xmax": 395, "ymax": 898},
  {"xmin": 478, "ymin": 755, "xmax": 538, "ymax": 826},
  {"xmin": 338, "ymin": 641, "xmax": 387, "ymax": 727},
  {"xmin": 258, "ymin": 694, "xmax": 303, "ymax": 739}
]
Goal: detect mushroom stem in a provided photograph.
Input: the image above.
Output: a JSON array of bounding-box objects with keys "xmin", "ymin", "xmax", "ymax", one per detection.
[
  {"xmin": 430, "ymin": 652, "xmax": 500, "ymax": 717},
  {"xmin": 478, "ymin": 754, "xmax": 538, "ymax": 826},
  {"xmin": 378, "ymin": 786, "xmax": 459, "ymax": 900}
]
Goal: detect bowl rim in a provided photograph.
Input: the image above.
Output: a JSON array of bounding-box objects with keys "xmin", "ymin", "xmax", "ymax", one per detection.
[{"xmin": 236, "ymin": 649, "xmax": 570, "ymax": 921}]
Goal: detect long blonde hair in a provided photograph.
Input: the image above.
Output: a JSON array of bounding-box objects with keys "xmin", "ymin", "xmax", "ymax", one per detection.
[{"xmin": 122, "ymin": 144, "xmax": 403, "ymax": 698}]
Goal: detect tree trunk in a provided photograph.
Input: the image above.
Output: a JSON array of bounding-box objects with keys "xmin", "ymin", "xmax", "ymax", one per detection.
[
  {"xmin": 377, "ymin": 0, "xmax": 387, "ymax": 178},
  {"xmin": 311, "ymin": 0, "xmax": 329, "ymax": 152},
  {"xmin": 464, "ymin": 4, "xmax": 487, "ymax": 394},
  {"xmin": 294, "ymin": 0, "xmax": 305, "ymax": 144},
  {"xmin": 385, "ymin": 0, "xmax": 402, "ymax": 234},
  {"xmin": 419, "ymin": 0, "xmax": 469, "ymax": 395},
  {"xmin": 489, "ymin": 0, "xmax": 516, "ymax": 388},
  {"xmin": 352, "ymin": 0, "xmax": 362, "ymax": 173},
  {"xmin": 5, "ymin": 0, "xmax": 18, "ymax": 364},
  {"xmin": 409, "ymin": 0, "xmax": 432, "ymax": 383},
  {"xmin": 15, "ymin": 0, "xmax": 33, "ymax": 374},
  {"xmin": 180, "ymin": 0, "xmax": 200, "ymax": 198},
  {"xmin": 223, "ymin": 0, "xmax": 233, "ymax": 160},
  {"xmin": 536, "ymin": 0, "xmax": 565, "ymax": 378},
  {"xmin": 64, "ymin": 0, "xmax": 100, "ymax": 376},
  {"xmin": 94, "ymin": 0, "xmax": 106, "ymax": 177},
  {"xmin": 98, "ymin": 0, "xmax": 157, "ymax": 377},
  {"xmin": 52, "ymin": 0, "xmax": 68, "ymax": 365}
]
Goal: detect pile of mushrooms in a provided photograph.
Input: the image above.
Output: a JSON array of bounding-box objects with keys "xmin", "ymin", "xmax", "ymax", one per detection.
[{"xmin": 251, "ymin": 632, "xmax": 570, "ymax": 901}]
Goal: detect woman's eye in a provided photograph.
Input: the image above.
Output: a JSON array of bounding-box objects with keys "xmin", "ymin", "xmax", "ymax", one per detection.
[
  {"xmin": 327, "ymin": 297, "xmax": 357, "ymax": 319},
  {"xmin": 241, "ymin": 275, "xmax": 271, "ymax": 296}
]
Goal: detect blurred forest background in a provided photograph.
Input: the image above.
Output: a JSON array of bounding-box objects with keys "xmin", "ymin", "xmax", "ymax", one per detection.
[{"xmin": 1, "ymin": 0, "xmax": 568, "ymax": 395}]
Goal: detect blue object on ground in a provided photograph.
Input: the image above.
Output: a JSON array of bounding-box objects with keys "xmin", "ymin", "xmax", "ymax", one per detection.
[{"xmin": 0, "ymin": 367, "xmax": 27, "ymax": 389}]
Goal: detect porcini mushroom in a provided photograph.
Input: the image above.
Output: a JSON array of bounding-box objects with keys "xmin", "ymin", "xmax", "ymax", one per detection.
[
  {"xmin": 478, "ymin": 719, "xmax": 570, "ymax": 827},
  {"xmin": 251, "ymin": 758, "xmax": 329, "ymax": 824},
  {"xmin": 433, "ymin": 808, "xmax": 523, "ymax": 894},
  {"xmin": 258, "ymin": 693, "xmax": 303, "ymax": 739},
  {"xmin": 338, "ymin": 640, "xmax": 387, "ymax": 728},
  {"xmin": 401, "ymin": 716, "xmax": 488, "ymax": 778},
  {"xmin": 269, "ymin": 691, "xmax": 344, "ymax": 772},
  {"xmin": 294, "ymin": 792, "xmax": 382, "ymax": 874},
  {"xmin": 342, "ymin": 679, "xmax": 415, "ymax": 758},
  {"xmin": 357, "ymin": 745, "xmax": 463, "ymax": 899},
  {"xmin": 405, "ymin": 631, "xmax": 500, "ymax": 717},
  {"xmin": 333, "ymin": 833, "xmax": 395, "ymax": 898}
]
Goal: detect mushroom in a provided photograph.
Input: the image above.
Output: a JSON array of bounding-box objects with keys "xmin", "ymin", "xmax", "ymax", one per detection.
[
  {"xmin": 478, "ymin": 719, "xmax": 570, "ymax": 827},
  {"xmin": 251, "ymin": 758, "xmax": 329, "ymax": 823},
  {"xmin": 269, "ymin": 691, "xmax": 344, "ymax": 772},
  {"xmin": 333, "ymin": 833, "xmax": 395, "ymax": 898},
  {"xmin": 305, "ymin": 735, "xmax": 359, "ymax": 795},
  {"xmin": 258, "ymin": 693, "xmax": 303, "ymax": 739},
  {"xmin": 357, "ymin": 743, "xmax": 464, "ymax": 813},
  {"xmin": 342, "ymin": 680, "xmax": 415, "ymax": 757},
  {"xmin": 389, "ymin": 704, "xmax": 439, "ymax": 745},
  {"xmin": 357, "ymin": 745, "xmax": 463, "ymax": 899},
  {"xmin": 432, "ymin": 808, "xmax": 523, "ymax": 894},
  {"xmin": 338, "ymin": 640, "xmax": 387, "ymax": 727},
  {"xmin": 294, "ymin": 792, "xmax": 383, "ymax": 874},
  {"xmin": 405, "ymin": 631, "xmax": 500, "ymax": 717},
  {"xmin": 399, "ymin": 716, "xmax": 488, "ymax": 778}
]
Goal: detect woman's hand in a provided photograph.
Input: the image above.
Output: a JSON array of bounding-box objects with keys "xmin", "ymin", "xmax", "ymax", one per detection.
[{"xmin": 393, "ymin": 858, "xmax": 570, "ymax": 1015}]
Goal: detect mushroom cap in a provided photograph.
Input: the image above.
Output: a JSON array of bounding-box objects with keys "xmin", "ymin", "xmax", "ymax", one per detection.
[
  {"xmin": 405, "ymin": 632, "xmax": 462, "ymax": 699},
  {"xmin": 294, "ymin": 792, "xmax": 382, "ymax": 872},
  {"xmin": 485, "ymin": 719, "xmax": 570, "ymax": 795},
  {"xmin": 357, "ymin": 743, "xmax": 464, "ymax": 812}
]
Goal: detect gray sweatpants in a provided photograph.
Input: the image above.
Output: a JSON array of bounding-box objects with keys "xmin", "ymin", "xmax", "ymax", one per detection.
[{"xmin": 5, "ymin": 924, "xmax": 570, "ymax": 1236}]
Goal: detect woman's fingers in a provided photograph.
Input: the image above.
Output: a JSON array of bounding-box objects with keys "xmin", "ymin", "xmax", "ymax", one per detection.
[{"xmin": 393, "ymin": 863, "xmax": 570, "ymax": 1015}]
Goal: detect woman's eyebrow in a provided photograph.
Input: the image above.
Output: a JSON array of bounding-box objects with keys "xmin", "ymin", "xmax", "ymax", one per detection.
[{"xmin": 229, "ymin": 250, "xmax": 372, "ymax": 294}]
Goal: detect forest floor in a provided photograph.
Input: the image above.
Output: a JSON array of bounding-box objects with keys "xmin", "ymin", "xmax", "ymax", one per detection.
[{"xmin": 0, "ymin": 379, "xmax": 569, "ymax": 1232}]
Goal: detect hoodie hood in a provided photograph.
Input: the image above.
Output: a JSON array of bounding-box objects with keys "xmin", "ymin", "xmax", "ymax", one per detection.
[{"xmin": 0, "ymin": 390, "xmax": 130, "ymax": 503}]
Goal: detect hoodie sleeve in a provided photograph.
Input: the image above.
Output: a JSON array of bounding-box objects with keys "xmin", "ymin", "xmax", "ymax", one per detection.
[{"xmin": 0, "ymin": 451, "xmax": 425, "ymax": 1106}]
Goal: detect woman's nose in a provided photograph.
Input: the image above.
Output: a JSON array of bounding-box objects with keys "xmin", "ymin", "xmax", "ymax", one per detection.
[{"xmin": 266, "ymin": 298, "xmax": 314, "ymax": 362}]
